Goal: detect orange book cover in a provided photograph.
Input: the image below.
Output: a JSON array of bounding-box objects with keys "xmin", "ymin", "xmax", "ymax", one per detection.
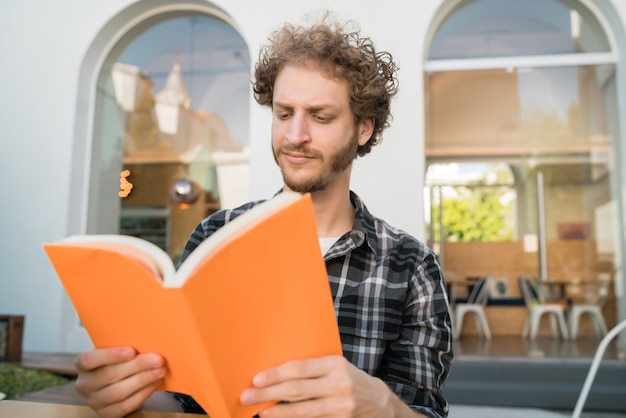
[{"xmin": 43, "ymin": 192, "xmax": 342, "ymax": 418}]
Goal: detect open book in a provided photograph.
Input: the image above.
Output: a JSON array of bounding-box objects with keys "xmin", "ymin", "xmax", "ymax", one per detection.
[{"xmin": 43, "ymin": 192, "xmax": 342, "ymax": 418}]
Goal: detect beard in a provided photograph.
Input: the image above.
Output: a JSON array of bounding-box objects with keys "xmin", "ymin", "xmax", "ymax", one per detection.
[{"xmin": 273, "ymin": 131, "xmax": 359, "ymax": 193}]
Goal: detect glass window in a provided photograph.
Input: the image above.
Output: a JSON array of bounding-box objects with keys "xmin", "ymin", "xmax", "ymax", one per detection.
[
  {"xmin": 425, "ymin": 0, "xmax": 620, "ymax": 339},
  {"xmin": 429, "ymin": 0, "xmax": 610, "ymax": 59},
  {"xmin": 425, "ymin": 65, "xmax": 613, "ymax": 158},
  {"xmin": 426, "ymin": 162, "xmax": 516, "ymax": 244},
  {"xmin": 90, "ymin": 15, "xmax": 250, "ymax": 263},
  {"xmin": 425, "ymin": 63, "xmax": 617, "ymax": 280}
]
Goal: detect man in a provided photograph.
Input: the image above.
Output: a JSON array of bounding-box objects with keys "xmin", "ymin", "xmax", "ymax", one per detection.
[{"xmin": 75, "ymin": 13, "xmax": 453, "ymax": 418}]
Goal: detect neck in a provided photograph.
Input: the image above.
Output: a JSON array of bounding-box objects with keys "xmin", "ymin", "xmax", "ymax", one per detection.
[
  {"xmin": 283, "ymin": 179, "xmax": 355, "ymax": 238},
  {"xmin": 309, "ymin": 182, "xmax": 355, "ymax": 238}
]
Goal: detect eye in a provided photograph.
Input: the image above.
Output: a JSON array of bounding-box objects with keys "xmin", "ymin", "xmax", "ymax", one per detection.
[
  {"xmin": 275, "ymin": 111, "xmax": 291, "ymax": 120},
  {"xmin": 314, "ymin": 114, "xmax": 333, "ymax": 123}
]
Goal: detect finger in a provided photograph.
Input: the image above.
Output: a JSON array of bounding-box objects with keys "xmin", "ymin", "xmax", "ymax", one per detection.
[
  {"xmin": 76, "ymin": 352, "xmax": 164, "ymax": 397},
  {"xmin": 75, "ymin": 347, "xmax": 136, "ymax": 372},
  {"xmin": 92, "ymin": 353, "xmax": 164, "ymax": 390},
  {"xmin": 242, "ymin": 380, "xmax": 309, "ymax": 405},
  {"xmin": 253, "ymin": 355, "xmax": 345, "ymax": 387},
  {"xmin": 95, "ymin": 378, "xmax": 163, "ymax": 418},
  {"xmin": 87, "ymin": 365, "xmax": 166, "ymax": 411},
  {"xmin": 242, "ymin": 356, "xmax": 357, "ymax": 407},
  {"xmin": 242, "ymin": 372, "xmax": 336, "ymax": 406}
]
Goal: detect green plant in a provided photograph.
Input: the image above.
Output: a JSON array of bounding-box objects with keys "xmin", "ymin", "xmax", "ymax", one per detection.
[
  {"xmin": 433, "ymin": 185, "xmax": 514, "ymax": 242},
  {"xmin": 0, "ymin": 364, "xmax": 72, "ymax": 399}
]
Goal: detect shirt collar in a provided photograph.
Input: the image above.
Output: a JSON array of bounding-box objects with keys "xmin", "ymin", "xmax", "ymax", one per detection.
[{"xmin": 348, "ymin": 191, "xmax": 378, "ymax": 255}]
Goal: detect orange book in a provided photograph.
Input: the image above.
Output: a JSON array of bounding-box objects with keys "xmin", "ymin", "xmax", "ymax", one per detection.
[{"xmin": 43, "ymin": 192, "xmax": 342, "ymax": 418}]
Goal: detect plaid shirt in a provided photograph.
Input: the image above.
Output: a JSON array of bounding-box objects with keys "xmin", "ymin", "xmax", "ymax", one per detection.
[{"xmin": 173, "ymin": 191, "xmax": 453, "ymax": 418}]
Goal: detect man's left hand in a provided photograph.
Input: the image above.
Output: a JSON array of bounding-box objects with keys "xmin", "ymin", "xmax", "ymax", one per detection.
[{"xmin": 239, "ymin": 355, "xmax": 419, "ymax": 417}]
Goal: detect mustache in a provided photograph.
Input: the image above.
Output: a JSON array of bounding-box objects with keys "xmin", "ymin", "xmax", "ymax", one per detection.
[{"xmin": 279, "ymin": 144, "xmax": 322, "ymax": 159}]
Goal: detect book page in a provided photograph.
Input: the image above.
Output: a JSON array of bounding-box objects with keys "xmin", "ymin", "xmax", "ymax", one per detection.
[{"xmin": 55, "ymin": 235, "xmax": 175, "ymax": 281}]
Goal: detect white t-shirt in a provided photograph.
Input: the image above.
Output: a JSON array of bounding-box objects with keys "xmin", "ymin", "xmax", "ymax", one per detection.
[{"xmin": 318, "ymin": 237, "xmax": 340, "ymax": 256}]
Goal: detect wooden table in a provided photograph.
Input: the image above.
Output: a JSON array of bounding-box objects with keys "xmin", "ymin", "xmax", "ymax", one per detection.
[
  {"xmin": 0, "ymin": 400, "xmax": 205, "ymax": 417},
  {"xmin": 538, "ymin": 279, "xmax": 599, "ymax": 300}
]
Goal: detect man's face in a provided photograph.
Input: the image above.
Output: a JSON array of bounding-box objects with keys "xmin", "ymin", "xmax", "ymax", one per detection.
[{"xmin": 271, "ymin": 64, "xmax": 372, "ymax": 193}]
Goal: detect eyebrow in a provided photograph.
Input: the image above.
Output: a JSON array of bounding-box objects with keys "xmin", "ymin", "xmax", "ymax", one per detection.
[{"xmin": 273, "ymin": 101, "xmax": 340, "ymax": 113}]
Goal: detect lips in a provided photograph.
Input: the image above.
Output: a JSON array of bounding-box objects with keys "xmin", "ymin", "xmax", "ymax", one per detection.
[
  {"xmin": 283, "ymin": 151, "xmax": 314, "ymax": 165},
  {"xmin": 280, "ymin": 145, "xmax": 320, "ymax": 165}
]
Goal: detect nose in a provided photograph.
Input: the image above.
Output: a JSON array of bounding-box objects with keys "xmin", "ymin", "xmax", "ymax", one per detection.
[{"xmin": 285, "ymin": 113, "xmax": 310, "ymax": 145}]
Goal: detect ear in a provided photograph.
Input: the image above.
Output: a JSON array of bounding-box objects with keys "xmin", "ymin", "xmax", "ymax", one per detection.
[{"xmin": 356, "ymin": 118, "xmax": 374, "ymax": 147}]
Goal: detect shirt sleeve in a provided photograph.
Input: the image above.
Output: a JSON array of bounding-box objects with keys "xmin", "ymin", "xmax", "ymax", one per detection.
[{"xmin": 378, "ymin": 251, "xmax": 453, "ymax": 418}]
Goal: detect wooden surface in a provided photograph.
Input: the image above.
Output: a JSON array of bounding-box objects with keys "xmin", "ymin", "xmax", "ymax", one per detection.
[
  {"xmin": 0, "ymin": 400, "xmax": 99, "ymax": 418},
  {"xmin": 537, "ymin": 278, "xmax": 600, "ymax": 302},
  {"xmin": 15, "ymin": 383, "xmax": 86, "ymax": 405},
  {"xmin": 0, "ymin": 400, "xmax": 205, "ymax": 417},
  {"xmin": 443, "ymin": 239, "xmax": 618, "ymax": 337}
]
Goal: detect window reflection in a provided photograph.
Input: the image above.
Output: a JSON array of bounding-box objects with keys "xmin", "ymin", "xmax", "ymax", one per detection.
[
  {"xmin": 94, "ymin": 15, "xmax": 250, "ymax": 262},
  {"xmin": 425, "ymin": 65, "xmax": 613, "ymax": 158},
  {"xmin": 429, "ymin": 0, "xmax": 610, "ymax": 59},
  {"xmin": 424, "ymin": 68, "xmax": 617, "ymax": 337}
]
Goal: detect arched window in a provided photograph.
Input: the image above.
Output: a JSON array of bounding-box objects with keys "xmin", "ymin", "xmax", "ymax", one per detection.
[
  {"xmin": 90, "ymin": 14, "xmax": 250, "ymax": 264},
  {"xmin": 425, "ymin": 0, "xmax": 621, "ymax": 336},
  {"xmin": 62, "ymin": 4, "xmax": 250, "ymax": 351}
]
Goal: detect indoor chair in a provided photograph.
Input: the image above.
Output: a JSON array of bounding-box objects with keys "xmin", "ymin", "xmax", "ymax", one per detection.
[
  {"xmin": 453, "ymin": 276, "xmax": 491, "ymax": 340},
  {"xmin": 568, "ymin": 273, "xmax": 611, "ymax": 340},
  {"xmin": 518, "ymin": 276, "xmax": 569, "ymax": 340}
]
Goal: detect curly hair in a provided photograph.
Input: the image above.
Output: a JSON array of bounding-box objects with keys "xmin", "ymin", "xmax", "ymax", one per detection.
[{"xmin": 253, "ymin": 14, "xmax": 399, "ymax": 157}]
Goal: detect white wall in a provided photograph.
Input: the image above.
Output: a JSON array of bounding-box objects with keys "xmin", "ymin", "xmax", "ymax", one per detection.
[{"xmin": 0, "ymin": 1, "xmax": 137, "ymax": 352}]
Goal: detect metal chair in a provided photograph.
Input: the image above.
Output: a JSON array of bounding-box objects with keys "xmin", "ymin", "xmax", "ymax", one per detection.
[
  {"xmin": 518, "ymin": 276, "xmax": 569, "ymax": 340},
  {"xmin": 453, "ymin": 277, "xmax": 491, "ymax": 340},
  {"xmin": 568, "ymin": 273, "xmax": 611, "ymax": 340}
]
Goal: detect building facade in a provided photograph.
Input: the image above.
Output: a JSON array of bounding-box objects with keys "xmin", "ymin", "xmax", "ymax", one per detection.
[{"xmin": 1, "ymin": 0, "xmax": 625, "ymax": 357}]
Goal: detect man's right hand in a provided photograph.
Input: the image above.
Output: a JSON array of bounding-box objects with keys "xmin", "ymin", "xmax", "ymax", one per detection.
[{"xmin": 74, "ymin": 347, "xmax": 167, "ymax": 418}]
